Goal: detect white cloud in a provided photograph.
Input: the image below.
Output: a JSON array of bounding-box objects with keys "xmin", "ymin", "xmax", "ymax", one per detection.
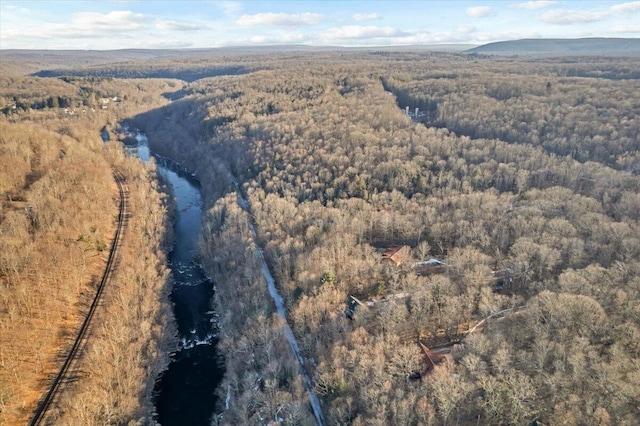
[
  {"xmin": 133, "ymin": 39, "xmax": 194, "ymax": 49},
  {"xmin": 509, "ymin": 1, "xmax": 557, "ymax": 10},
  {"xmin": 400, "ymin": 27, "xmax": 477, "ymax": 44},
  {"xmin": 155, "ymin": 19, "xmax": 209, "ymax": 31},
  {"xmin": 353, "ymin": 13, "xmax": 381, "ymax": 22},
  {"xmin": 213, "ymin": 1, "xmax": 243, "ymax": 15},
  {"xmin": 71, "ymin": 10, "xmax": 146, "ymax": 32},
  {"xmin": 611, "ymin": 1, "xmax": 640, "ymax": 13},
  {"xmin": 246, "ymin": 35, "xmax": 268, "ymax": 44},
  {"xmin": 314, "ymin": 25, "xmax": 477, "ymax": 46},
  {"xmin": 473, "ymin": 30, "xmax": 543, "ymax": 42},
  {"xmin": 236, "ymin": 12, "xmax": 323, "ymax": 26},
  {"xmin": 2, "ymin": 0, "xmax": 637, "ymax": 49},
  {"xmin": 319, "ymin": 25, "xmax": 405, "ymax": 40},
  {"xmin": 243, "ymin": 33, "xmax": 307, "ymax": 44},
  {"xmin": 0, "ymin": 10, "xmax": 146, "ymax": 41},
  {"xmin": 4, "ymin": 4, "xmax": 30, "ymax": 13},
  {"xmin": 538, "ymin": 9, "xmax": 609, "ymax": 25},
  {"xmin": 466, "ymin": 6, "xmax": 493, "ymax": 17},
  {"xmin": 610, "ymin": 24, "xmax": 640, "ymax": 33}
]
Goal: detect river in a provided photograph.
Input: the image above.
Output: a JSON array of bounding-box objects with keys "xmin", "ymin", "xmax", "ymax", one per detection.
[{"xmin": 130, "ymin": 133, "xmax": 222, "ymax": 426}]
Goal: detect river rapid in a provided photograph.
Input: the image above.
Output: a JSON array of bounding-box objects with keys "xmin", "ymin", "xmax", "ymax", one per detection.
[{"xmin": 130, "ymin": 133, "xmax": 222, "ymax": 426}]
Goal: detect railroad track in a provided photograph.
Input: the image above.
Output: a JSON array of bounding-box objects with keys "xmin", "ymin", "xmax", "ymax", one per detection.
[{"xmin": 29, "ymin": 171, "xmax": 128, "ymax": 426}]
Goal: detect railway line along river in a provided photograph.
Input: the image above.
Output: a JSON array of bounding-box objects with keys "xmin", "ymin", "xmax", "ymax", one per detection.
[{"xmin": 129, "ymin": 132, "xmax": 222, "ymax": 425}]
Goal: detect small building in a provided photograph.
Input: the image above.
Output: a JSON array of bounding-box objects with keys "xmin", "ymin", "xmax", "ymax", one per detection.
[
  {"xmin": 405, "ymin": 106, "xmax": 427, "ymax": 120},
  {"xmin": 412, "ymin": 259, "xmax": 447, "ymax": 276},
  {"xmin": 410, "ymin": 342, "xmax": 446, "ymax": 380},
  {"xmin": 419, "ymin": 342, "xmax": 443, "ymax": 372},
  {"xmin": 381, "ymin": 246, "xmax": 410, "ymax": 266},
  {"xmin": 345, "ymin": 295, "xmax": 365, "ymax": 319},
  {"xmin": 492, "ymin": 268, "xmax": 514, "ymax": 290}
]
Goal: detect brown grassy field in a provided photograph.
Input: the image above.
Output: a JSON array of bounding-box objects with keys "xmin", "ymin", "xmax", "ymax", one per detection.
[{"xmin": 1, "ymin": 76, "xmax": 179, "ymax": 425}]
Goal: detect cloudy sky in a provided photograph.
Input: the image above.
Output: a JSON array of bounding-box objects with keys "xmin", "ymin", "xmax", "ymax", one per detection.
[{"xmin": 1, "ymin": 1, "xmax": 639, "ymax": 50}]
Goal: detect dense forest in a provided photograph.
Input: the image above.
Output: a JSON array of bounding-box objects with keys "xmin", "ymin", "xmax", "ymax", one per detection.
[
  {"xmin": 0, "ymin": 77, "xmax": 179, "ymax": 424},
  {"xmin": 381, "ymin": 57, "xmax": 640, "ymax": 172},
  {"xmin": 1, "ymin": 50, "xmax": 639, "ymax": 425},
  {"xmin": 130, "ymin": 52, "xmax": 640, "ymax": 425}
]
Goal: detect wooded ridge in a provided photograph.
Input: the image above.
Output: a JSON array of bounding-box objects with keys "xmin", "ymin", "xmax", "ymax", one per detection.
[
  {"xmin": 126, "ymin": 52, "xmax": 639, "ymax": 425},
  {"xmin": 0, "ymin": 77, "xmax": 178, "ymax": 425},
  {"xmin": 2, "ymin": 49, "xmax": 639, "ymax": 425}
]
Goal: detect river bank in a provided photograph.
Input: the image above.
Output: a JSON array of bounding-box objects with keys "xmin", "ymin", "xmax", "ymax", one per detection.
[
  {"xmin": 128, "ymin": 114, "xmax": 319, "ymax": 424},
  {"xmin": 128, "ymin": 132, "xmax": 223, "ymax": 426}
]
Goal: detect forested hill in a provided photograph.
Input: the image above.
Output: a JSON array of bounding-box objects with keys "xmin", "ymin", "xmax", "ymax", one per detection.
[
  {"xmin": 3, "ymin": 50, "xmax": 640, "ymax": 425},
  {"xmin": 127, "ymin": 53, "xmax": 640, "ymax": 425},
  {"xmin": 468, "ymin": 38, "xmax": 640, "ymax": 55},
  {"xmin": 0, "ymin": 49, "xmax": 168, "ymax": 76}
]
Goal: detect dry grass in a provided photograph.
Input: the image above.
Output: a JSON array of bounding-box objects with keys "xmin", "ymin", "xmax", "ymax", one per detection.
[
  {"xmin": 1, "ymin": 76, "xmax": 181, "ymax": 425},
  {"xmin": 49, "ymin": 149, "xmax": 176, "ymax": 425},
  {"xmin": 0, "ymin": 120, "xmax": 115, "ymax": 425}
]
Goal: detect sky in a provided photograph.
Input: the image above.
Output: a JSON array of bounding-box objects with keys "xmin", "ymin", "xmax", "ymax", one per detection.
[{"xmin": 1, "ymin": 1, "xmax": 639, "ymax": 50}]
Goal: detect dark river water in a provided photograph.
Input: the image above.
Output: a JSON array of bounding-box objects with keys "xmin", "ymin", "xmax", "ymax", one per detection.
[{"xmin": 129, "ymin": 133, "xmax": 222, "ymax": 426}]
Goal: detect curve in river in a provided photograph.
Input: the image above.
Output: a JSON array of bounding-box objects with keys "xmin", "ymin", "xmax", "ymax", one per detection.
[{"xmin": 132, "ymin": 133, "xmax": 223, "ymax": 426}]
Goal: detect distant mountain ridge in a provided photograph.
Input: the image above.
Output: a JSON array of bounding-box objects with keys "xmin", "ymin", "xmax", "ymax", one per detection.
[{"xmin": 468, "ymin": 38, "xmax": 640, "ymax": 55}]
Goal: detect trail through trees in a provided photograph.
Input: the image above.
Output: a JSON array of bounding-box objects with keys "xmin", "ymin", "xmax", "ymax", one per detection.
[{"xmin": 234, "ymin": 179, "xmax": 326, "ymax": 426}]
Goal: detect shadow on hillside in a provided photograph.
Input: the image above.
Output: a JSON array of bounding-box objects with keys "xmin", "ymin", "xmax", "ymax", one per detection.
[
  {"xmin": 32, "ymin": 65, "xmax": 250, "ymax": 83},
  {"xmin": 123, "ymin": 94, "xmax": 244, "ymax": 206}
]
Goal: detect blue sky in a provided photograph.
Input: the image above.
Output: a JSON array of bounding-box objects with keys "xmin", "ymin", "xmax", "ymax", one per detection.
[{"xmin": 1, "ymin": 1, "xmax": 638, "ymax": 50}]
